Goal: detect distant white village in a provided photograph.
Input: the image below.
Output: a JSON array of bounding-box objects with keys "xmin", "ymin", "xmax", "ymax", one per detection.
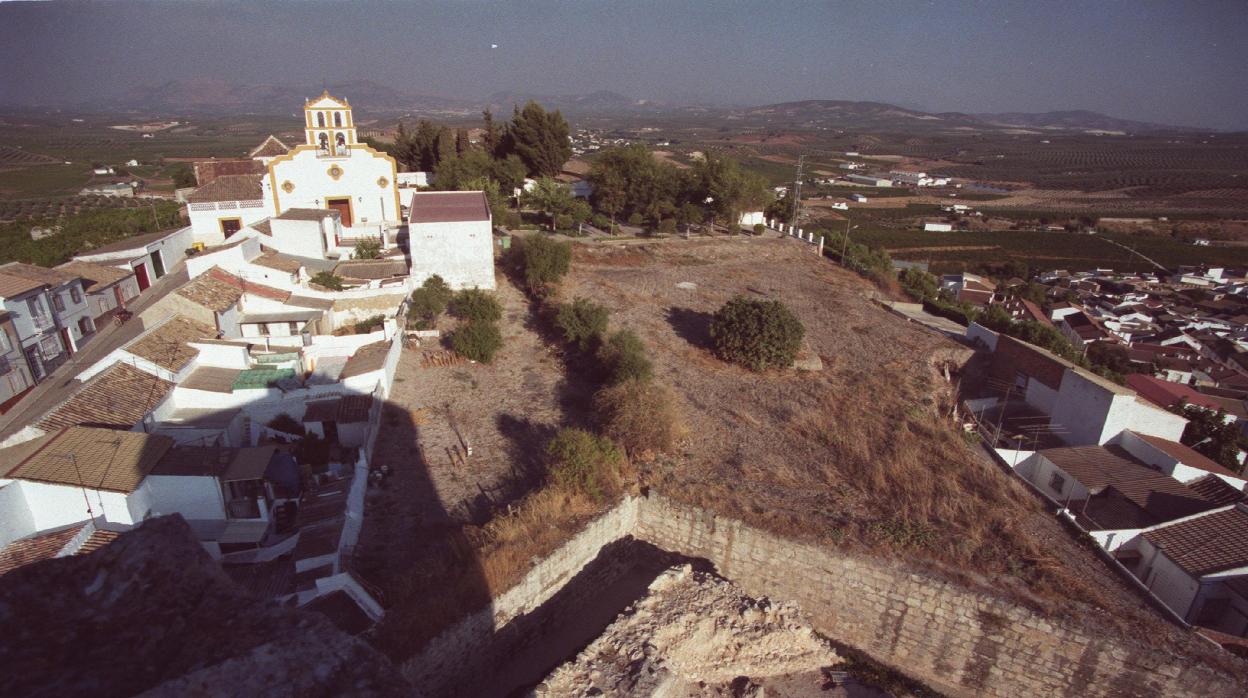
[{"xmin": 0, "ymin": 93, "xmax": 495, "ymax": 616}]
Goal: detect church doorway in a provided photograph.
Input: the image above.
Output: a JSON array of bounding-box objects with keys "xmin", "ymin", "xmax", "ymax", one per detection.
[{"xmin": 326, "ymin": 197, "xmax": 353, "ymax": 227}]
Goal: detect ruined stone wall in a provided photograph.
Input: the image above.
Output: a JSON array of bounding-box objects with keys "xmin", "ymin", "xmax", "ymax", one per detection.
[
  {"xmin": 401, "ymin": 497, "xmax": 639, "ymax": 694},
  {"xmin": 632, "ymin": 494, "xmax": 1245, "ymax": 698}
]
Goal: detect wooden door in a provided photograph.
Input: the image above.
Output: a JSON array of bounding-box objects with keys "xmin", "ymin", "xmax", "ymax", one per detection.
[{"xmin": 326, "ymin": 198, "xmax": 352, "ymax": 227}]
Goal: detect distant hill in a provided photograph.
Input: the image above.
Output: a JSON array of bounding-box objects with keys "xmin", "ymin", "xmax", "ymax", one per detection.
[
  {"xmin": 99, "ymin": 79, "xmax": 474, "ymax": 115},
  {"xmin": 42, "ymin": 81, "xmax": 1201, "ymax": 133},
  {"xmin": 484, "ymin": 90, "xmax": 664, "ymax": 114},
  {"xmin": 727, "ymin": 100, "xmax": 1194, "ymax": 133},
  {"xmin": 969, "ymin": 109, "xmax": 1193, "ymax": 133}
]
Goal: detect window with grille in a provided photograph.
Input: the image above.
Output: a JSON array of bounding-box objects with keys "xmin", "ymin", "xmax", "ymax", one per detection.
[
  {"xmin": 53, "ymin": 294, "xmax": 65, "ymax": 312},
  {"xmin": 0, "ymin": 356, "xmax": 10, "ymax": 376},
  {"xmin": 70, "ymin": 287, "xmax": 82, "ymax": 304}
]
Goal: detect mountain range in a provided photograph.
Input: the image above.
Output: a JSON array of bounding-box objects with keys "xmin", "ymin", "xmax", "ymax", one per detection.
[{"xmin": 43, "ymin": 79, "xmax": 1202, "ymax": 133}]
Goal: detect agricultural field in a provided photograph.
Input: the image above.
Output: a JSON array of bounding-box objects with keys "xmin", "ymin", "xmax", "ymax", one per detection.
[
  {"xmin": 0, "ymin": 110, "xmax": 294, "ymax": 199},
  {"xmin": 847, "ymin": 226, "xmax": 1248, "ymax": 275}
]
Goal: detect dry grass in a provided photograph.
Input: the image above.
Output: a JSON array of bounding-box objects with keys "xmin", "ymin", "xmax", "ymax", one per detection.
[{"xmin": 563, "ymin": 235, "xmax": 1224, "ymax": 656}]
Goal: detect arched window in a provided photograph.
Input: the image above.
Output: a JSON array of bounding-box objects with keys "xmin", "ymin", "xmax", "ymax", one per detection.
[
  {"xmin": 333, "ymin": 112, "xmax": 342, "ymax": 127},
  {"xmin": 318, "ymin": 133, "xmax": 329, "ymax": 153},
  {"xmin": 335, "ymin": 132, "xmax": 347, "ymax": 155},
  {"xmin": 317, "ymin": 112, "xmax": 325, "ymax": 127}
]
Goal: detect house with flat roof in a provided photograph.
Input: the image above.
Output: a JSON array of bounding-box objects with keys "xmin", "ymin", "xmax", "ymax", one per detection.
[{"xmin": 73, "ymin": 226, "xmax": 193, "ymax": 292}]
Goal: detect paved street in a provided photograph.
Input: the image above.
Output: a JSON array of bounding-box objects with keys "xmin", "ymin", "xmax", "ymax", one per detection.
[{"xmin": 0, "ymin": 265, "xmax": 189, "ymax": 439}]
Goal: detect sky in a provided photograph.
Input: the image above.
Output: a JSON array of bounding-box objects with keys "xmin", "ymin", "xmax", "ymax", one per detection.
[{"xmin": 1, "ymin": 0, "xmax": 1246, "ymax": 129}]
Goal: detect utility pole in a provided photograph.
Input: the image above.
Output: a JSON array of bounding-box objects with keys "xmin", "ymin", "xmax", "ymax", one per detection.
[{"xmin": 790, "ymin": 154, "xmax": 804, "ymax": 225}]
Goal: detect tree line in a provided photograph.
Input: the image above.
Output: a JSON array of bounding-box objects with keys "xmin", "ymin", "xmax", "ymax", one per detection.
[{"xmin": 367, "ymin": 101, "xmax": 773, "ymax": 234}]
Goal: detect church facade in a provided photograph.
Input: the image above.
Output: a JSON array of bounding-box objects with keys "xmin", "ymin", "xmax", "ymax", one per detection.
[{"xmin": 187, "ymin": 92, "xmax": 400, "ymax": 250}]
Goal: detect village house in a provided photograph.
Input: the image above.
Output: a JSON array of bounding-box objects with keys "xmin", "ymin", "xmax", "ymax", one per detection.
[
  {"xmin": 53, "ymin": 260, "xmax": 140, "ymax": 324},
  {"xmin": 940, "ymin": 272, "xmax": 997, "ymax": 307},
  {"xmin": 1124, "ymin": 504, "xmax": 1248, "ymax": 637},
  {"xmin": 407, "ymin": 191, "xmax": 496, "ymax": 290},
  {"xmin": 73, "ymin": 227, "xmax": 193, "ymax": 293},
  {"xmin": 0, "ymin": 311, "xmax": 35, "ymax": 412}
]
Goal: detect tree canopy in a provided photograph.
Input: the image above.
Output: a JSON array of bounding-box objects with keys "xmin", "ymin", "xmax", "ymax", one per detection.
[{"xmin": 503, "ymin": 102, "xmax": 572, "ymax": 178}]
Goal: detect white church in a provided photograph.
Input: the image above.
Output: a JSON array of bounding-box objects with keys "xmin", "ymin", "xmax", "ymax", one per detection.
[{"xmin": 184, "ymin": 91, "xmax": 495, "ymax": 289}]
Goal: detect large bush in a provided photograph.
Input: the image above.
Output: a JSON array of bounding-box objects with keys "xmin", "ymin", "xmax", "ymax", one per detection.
[
  {"xmin": 545, "ymin": 428, "xmax": 626, "ymax": 501},
  {"xmin": 512, "ymin": 235, "xmax": 571, "ymax": 292},
  {"xmin": 709, "ymin": 296, "xmax": 805, "ymax": 371},
  {"xmin": 594, "ymin": 381, "xmax": 686, "ymax": 458},
  {"xmin": 449, "ymin": 288, "xmax": 502, "ymax": 323},
  {"xmin": 408, "ymin": 274, "xmax": 453, "ymax": 328},
  {"xmin": 596, "ymin": 329, "xmax": 653, "ymax": 384},
  {"xmin": 451, "ymin": 320, "xmax": 503, "ymax": 363},
  {"xmin": 555, "ymin": 297, "xmax": 609, "ymax": 351},
  {"xmin": 311, "ymin": 271, "xmax": 345, "ymax": 290}
]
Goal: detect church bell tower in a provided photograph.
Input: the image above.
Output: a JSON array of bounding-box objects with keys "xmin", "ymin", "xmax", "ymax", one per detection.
[{"xmin": 304, "ymin": 91, "xmax": 356, "ymax": 157}]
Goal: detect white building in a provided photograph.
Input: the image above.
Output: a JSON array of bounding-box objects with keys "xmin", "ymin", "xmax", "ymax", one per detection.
[
  {"xmin": 0, "ymin": 263, "xmax": 95, "ymax": 356},
  {"xmin": 844, "ymin": 174, "xmax": 893, "ymax": 188},
  {"xmin": 407, "ymin": 191, "xmax": 496, "ymax": 290},
  {"xmin": 923, "ymin": 222, "xmax": 953, "ymax": 232},
  {"xmin": 738, "ymin": 211, "xmax": 766, "ymax": 227},
  {"xmin": 74, "ymin": 227, "xmax": 193, "ymax": 292},
  {"xmin": 186, "ymin": 91, "xmax": 401, "ymax": 249}
]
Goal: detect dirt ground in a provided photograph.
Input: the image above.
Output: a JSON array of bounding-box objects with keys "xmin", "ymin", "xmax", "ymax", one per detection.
[
  {"xmin": 355, "ymin": 272, "xmax": 584, "ymax": 597},
  {"xmin": 562, "ymin": 235, "xmax": 1234, "ymax": 662}
]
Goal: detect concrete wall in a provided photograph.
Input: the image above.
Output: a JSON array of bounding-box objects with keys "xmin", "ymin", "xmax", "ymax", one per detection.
[
  {"xmin": 185, "ymin": 236, "xmax": 261, "ymax": 279},
  {"xmin": 1017, "ymin": 453, "xmax": 1092, "ymax": 506},
  {"xmin": 1137, "ymin": 537, "xmax": 1200, "ymax": 621},
  {"xmin": 143, "ymin": 474, "xmax": 227, "ymax": 522},
  {"xmin": 18, "ymin": 480, "xmax": 139, "ymax": 530},
  {"xmin": 407, "ymin": 219, "xmax": 495, "ymax": 290},
  {"xmin": 1051, "ymin": 370, "xmax": 1118, "ymax": 445}
]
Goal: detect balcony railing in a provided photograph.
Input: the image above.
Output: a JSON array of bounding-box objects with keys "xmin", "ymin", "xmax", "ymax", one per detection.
[{"xmin": 30, "ymin": 314, "xmax": 54, "ymax": 331}]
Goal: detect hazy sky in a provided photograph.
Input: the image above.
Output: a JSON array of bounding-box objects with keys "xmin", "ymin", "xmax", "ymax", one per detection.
[{"xmin": 1, "ymin": 0, "xmax": 1246, "ymax": 129}]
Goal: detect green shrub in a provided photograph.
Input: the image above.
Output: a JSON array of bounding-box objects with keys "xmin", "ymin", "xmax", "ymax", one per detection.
[
  {"xmin": 501, "ymin": 210, "xmax": 523, "ymax": 229},
  {"xmin": 354, "ymin": 314, "xmax": 386, "ymax": 334},
  {"xmin": 753, "ymin": 223, "xmax": 765, "ymax": 235},
  {"xmin": 449, "ymin": 288, "xmax": 502, "ymax": 323},
  {"xmin": 658, "ymin": 218, "xmax": 677, "ymax": 235},
  {"xmin": 408, "ymin": 274, "xmax": 453, "ymax": 328},
  {"xmin": 709, "ymin": 296, "xmax": 805, "ymax": 371},
  {"xmin": 295, "ymin": 433, "xmax": 331, "ymax": 474},
  {"xmin": 512, "ymin": 235, "xmax": 571, "ymax": 292},
  {"xmin": 554, "ymin": 213, "xmax": 574, "ymax": 231},
  {"xmin": 451, "ymin": 320, "xmax": 503, "ymax": 363},
  {"xmin": 591, "ymin": 213, "xmax": 611, "ymax": 229},
  {"xmin": 597, "ymin": 329, "xmax": 653, "ymax": 384},
  {"xmin": 626, "ymin": 212, "xmax": 644, "ymax": 226},
  {"xmin": 311, "ymin": 271, "xmax": 345, "ymax": 290},
  {"xmin": 593, "ymin": 380, "xmax": 686, "ymax": 458},
  {"xmin": 555, "ymin": 297, "xmax": 609, "ymax": 351},
  {"xmin": 545, "ymin": 428, "xmax": 625, "ymax": 501},
  {"xmin": 353, "ymin": 237, "xmax": 383, "ymax": 259}
]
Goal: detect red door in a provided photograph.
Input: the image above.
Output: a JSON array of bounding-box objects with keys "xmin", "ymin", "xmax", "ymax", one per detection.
[
  {"xmin": 134, "ymin": 262, "xmax": 150, "ymax": 291},
  {"xmin": 326, "ymin": 198, "xmax": 353, "ymax": 227}
]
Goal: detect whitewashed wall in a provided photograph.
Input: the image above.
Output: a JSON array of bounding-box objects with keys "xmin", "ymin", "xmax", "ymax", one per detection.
[
  {"xmin": 185, "ymin": 236, "xmax": 262, "ymax": 279},
  {"xmin": 0, "ymin": 481, "xmax": 37, "ymax": 548},
  {"xmin": 408, "ymin": 219, "xmax": 495, "ymax": 290},
  {"xmin": 143, "ymin": 474, "xmax": 227, "ymax": 522}
]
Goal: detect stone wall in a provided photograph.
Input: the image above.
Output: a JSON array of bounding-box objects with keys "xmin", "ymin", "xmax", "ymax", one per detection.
[
  {"xmin": 398, "ymin": 493, "xmax": 1246, "ymax": 697},
  {"xmin": 633, "ymin": 494, "xmax": 1245, "ymax": 698},
  {"xmin": 401, "ymin": 498, "xmax": 639, "ymax": 694}
]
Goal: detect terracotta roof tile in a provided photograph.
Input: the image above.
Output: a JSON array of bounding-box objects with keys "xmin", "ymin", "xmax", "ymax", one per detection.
[
  {"xmin": 125, "ymin": 316, "xmax": 216, "ymax": 372},
  {"xmin": 253, "ymin": 250, "xmax": 302, "ymax": 274},
  {"xmin": 53, "ymin": 261, "xmax": 133, "ymax": 290},
  {"xmin": 248, "ymin": 135, "xmax": 290, "ymax": 159},
  {"xmin": 1144, "ymin": 505, "xmax": 1248, "ymax": 576},
  {"xmin": 0, "ymin": 272, "xmax": 45, "ymax": 298},
  {"xmin": 2, "ymin": 426, "xmax": 175, "ymax": 493},
  {"xmin": 193, "ymin": 159, "xmax": 264, "ymax": 186},
  {"xmin": 36, "ymin": 363, "xmax": 174, "ymax": 433},
  {"xmin": 1134, "ymin": 433, "xmax": 1239, "ymax": 478},
  {"xmin": 0, "ymin": 525, "xmax": 83, "ymax": 577},
  {"xmin": 0, "ymin": 262, "xmax": 78, "ymax": 287},
  {"xmin": 1187, "ymin": 475, "xmax": 1247, "ymax": 507},
  {"xmin": 340, "ymin": 340, "xmax": 389, "ymax": 378},
  {"xmin": 176, "ymin": 271, "xmax": 244, "ymax": 313},
  {"xmin": 187, "ymin": 174, "xmax": 263, "ymax": 203},
  {"xmin": 408, "ymin": 191, "xmax": 491, "ymax": 224}
]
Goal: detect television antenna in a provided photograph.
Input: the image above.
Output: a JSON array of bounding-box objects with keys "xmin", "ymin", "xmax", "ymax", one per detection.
[{"xmin": 791, "ymin": 154, "xmax": 805, "ymax": 224}]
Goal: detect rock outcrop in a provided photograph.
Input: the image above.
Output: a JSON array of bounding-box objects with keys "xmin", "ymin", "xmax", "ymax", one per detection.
[{"xmin": 0, "ymin": 516, "xmax": 407, "ymax": 698}]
